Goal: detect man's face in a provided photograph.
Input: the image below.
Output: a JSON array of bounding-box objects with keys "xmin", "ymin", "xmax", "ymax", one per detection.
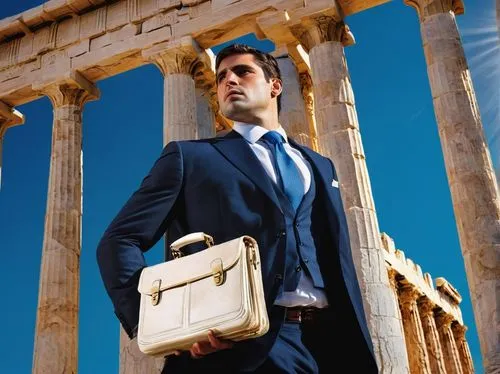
[{"xmin": 216, "ymin": 53, "xmax": 281, "ymax": 123}]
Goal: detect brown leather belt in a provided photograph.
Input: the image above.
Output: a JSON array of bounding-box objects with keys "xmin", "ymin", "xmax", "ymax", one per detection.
[{"xmin": 284, "ymin": 307, "xmax": 329, "ymax": 324}]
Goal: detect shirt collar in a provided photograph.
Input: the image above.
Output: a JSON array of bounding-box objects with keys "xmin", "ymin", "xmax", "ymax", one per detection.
[{"xmin": 232, "ymin": 121, "xmax": 289, "ymax": 144}]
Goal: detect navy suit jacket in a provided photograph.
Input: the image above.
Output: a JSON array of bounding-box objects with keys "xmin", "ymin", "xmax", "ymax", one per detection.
[{"xmin": 97, "ymin": 130, "xmax": 378, "ymax": 372}]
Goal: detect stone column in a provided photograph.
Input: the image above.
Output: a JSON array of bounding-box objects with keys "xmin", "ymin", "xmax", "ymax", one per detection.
[
  {"xmin": 273, "ymin": 53, "xmax": 312, "ymax": 148},
  {"xmin": 399, "ymin": 286, "xmax": 432, "ymax": 374},
  {"xmin": 300, "ymin": 17, "xmax": 409, "ymax": 371},
  {"xmin": 144, "ymin": 36, "xmax": 203, "ymax": 145},
  {"xmin": 119, "ymin": 326, "xmax": 164, "ymax": 374},
  {"xmin": 387, "ymin": 269, "xmax": 406, "ymax": 337},
  {"xmin": 32, "ymin": 77, "xmax": 99, "ymax": 374},
  {"xmin": 404, "ymin": 1, "xmax": 500, "ymax": 371},
  {"xmin": 299, "ymin": 72, "xmax": 319, "ymax": 151},
  {"xmin": 418, "ymin": 298, "xmax": 447, "ymax": 374},
  {"xmin": 436, "ymin": 312, "xmax": 464, "ymax": 374},
  {"xmin": 192, "ymin": 51, "xmax": 217, "ymax": 139},
  {"xmin": 0, "ymin": 101, "xmax": 24, "ymax": 188},
  {"xmin": 452, "ymin": 323, "xmax": 475, "ymax": 374},
  {"xmin": 117, "ymin": 37, "xmax": 210, "ymax": 374}
]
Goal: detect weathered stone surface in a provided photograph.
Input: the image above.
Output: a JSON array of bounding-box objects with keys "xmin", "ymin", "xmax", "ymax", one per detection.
[
  {"xmin": 0, "ymin": 0, "xmax": 486, "ymax": 373},
  {"xmin": 404, "ymin": 2, "xmax": 500, "ymax": 372},
  {"xmin": 308, "ymin": 20, "xmax": 410, "ymax": 373},
  {"xmin": 32, "ymin": 81, "xmax": 98, "ymax": 374}
]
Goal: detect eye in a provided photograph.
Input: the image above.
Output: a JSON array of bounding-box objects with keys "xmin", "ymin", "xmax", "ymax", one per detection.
[
  {"xmin": 216, "ymin": 74, "xmax": 225, "ymax": 83},
  {"xmin": 238, "ymin": 68, "xmax": 251, "ymax": 76}
]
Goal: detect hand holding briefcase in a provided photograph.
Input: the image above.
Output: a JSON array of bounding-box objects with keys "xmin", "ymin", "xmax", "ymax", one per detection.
[{"xmin": 136, "ymin": 233, "xmax": 270, "ymax": 357}]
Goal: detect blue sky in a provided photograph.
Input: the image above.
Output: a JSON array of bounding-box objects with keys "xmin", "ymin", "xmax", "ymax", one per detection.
[{"xmin": 0, "ymin": 1, "xmax": 498, "ymax": 373}]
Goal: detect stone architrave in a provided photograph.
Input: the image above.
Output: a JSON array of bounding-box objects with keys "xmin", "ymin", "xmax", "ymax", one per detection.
[
  {"xmin": 418, "ymin": 298, "xmax": 447, "ymax": 374},
  {"xmin": 452, "ymin": 323, "xmax": 475, "ymax": 374},
  {"xmin": 31, "ymin": 74, "xmax": 99, "ymax": 374},
  {"xmin": 297, "ymin": 16, "xmax": 410, "ymax": 372},
  {"xmin": 399, "ymin": 286, "xmax": 432, "ymax": 374},
  {"xmin": 0, "ymin": 101, "xmax": 24, "ymax": 188},
  {"xmin": 274, "ymin": 53, "xmax": 312, "ymax": 148},
  {"xmin": 436, "ymin": 312, "xmax": 464, "ymax": 374},
  {"xmin": 404, "ymin": 1, "xmax": 500, "ymax": 371}
]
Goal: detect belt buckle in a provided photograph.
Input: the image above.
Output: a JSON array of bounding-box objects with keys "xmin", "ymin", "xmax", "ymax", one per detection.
[{"xmin": 287, "ymin": 308, "xmax": 302, "ymax": 323}]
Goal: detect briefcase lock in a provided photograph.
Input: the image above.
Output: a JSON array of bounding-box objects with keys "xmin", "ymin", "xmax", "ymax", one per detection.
[
  {"xmin": 211, "ymin": 258, "xmax": 224, "ymax": 286},
  {"xmin": 151, "ymin": 279, "xmax": 161, "ymax": 306}
]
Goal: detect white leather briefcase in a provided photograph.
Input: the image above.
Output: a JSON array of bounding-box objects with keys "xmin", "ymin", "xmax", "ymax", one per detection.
[{"xmin": 136, "ymin": 233, "xmax": 270, "ymax": 357}]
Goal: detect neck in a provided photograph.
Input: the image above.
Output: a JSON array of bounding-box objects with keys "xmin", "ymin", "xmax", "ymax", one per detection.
[{"xmin": 241, "ymin": 108, "xmax": 280, "ymax": 131}]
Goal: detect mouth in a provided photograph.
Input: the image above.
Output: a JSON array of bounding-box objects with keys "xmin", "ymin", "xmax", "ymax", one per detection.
[{"xmin": 225, "ymin": 90, "xmax": 243, "ymax": 100}]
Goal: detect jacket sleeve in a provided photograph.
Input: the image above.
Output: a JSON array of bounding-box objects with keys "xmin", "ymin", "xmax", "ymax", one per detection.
[{"xmin": 96, "ymin": 141, "xmax": 183, "ymax": 338}]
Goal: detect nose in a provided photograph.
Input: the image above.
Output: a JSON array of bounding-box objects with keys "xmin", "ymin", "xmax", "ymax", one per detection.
[{"xmin": 225, "ymin": 70, "xmax": 238, "ymax": 85}]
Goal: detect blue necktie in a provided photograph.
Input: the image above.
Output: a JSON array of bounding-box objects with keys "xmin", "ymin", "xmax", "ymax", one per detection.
[{"xmin": 261, "ymin": 131, "xmax": 303, "ymax": 211}]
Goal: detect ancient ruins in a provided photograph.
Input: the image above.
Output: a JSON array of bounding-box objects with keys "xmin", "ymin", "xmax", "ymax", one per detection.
[{"xmin": 0, "ymin": 0, "xmax": 498, "ymax": 373}]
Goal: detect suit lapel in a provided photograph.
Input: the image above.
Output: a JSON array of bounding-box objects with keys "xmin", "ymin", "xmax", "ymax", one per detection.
[
  {"xmin": 288, "ymin": 138, "xmax": 333, "ymax": 200},
  {"xmin": 212, "ymin": 131, "xmax": 283, "ymax": 212}
]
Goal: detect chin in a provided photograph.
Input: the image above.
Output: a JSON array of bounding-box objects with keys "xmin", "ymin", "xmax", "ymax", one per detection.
[{"xmin": 222, "ymin": 106, "xmax": 252, "ymax": 123}]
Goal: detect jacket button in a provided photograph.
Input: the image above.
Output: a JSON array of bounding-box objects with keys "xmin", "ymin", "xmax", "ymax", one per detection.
[
  {"xmin": 296, "ymin": 266, "xmax": 302, "ymax": 272},
  {"xmin": 275, "ymin": 274, "xmax": 283, "ymax": 281},
  {"xmin": 277, "ymin": 230, "xmax": 286, "ymax": 238},
  {"xmin": 304, "ymin": 258, "xmax": 309, "ymax": 263}
]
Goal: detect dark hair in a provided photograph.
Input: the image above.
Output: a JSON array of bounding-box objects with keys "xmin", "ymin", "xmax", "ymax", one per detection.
[{"xmin": 215, "ymin": 44, "xmax": 282, "ymax": 115}]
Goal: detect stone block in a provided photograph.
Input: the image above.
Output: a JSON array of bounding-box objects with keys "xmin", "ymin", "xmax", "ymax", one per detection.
[
  {"xmin": 106, "ymin": 1, "xmax": 128, "ymax": 31},
  {"xmin": 80, "ymin": 7, "xmax": 107, "ymax": 40},
  {"xmin": 56, "ymin": 17, "xmax": 81, "ymax": 49},
  {"xmin": 90, "ymin": 24, "xmax": 140, "ymax": 51},
  {"xmin": 142, "ymin": 10, "xmax": 178, "ymax": 33}
]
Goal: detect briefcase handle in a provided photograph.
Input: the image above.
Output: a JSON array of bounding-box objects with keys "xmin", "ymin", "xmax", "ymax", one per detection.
[{"xmin": 170, "ymin": 232, "xmax": 214, "ymax": 259}]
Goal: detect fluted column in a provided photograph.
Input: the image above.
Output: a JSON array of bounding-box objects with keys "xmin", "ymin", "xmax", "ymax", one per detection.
[
  {"xmin": 118, "ymin": 37, "xmax": 211, "ymax": 374},
  {"xmin": 274, "ymin": 53, "xmax": 312, "ymax": 148},
  {"xmin": 144, "ymin": 36, "xmax": 203, "ymax": 145},
  {"xmin": 300, "ymin": 17, "xmax": 409, "ymax": 372},
  {"xmin": 32, "ymin": 77, "xmax": 99, "ymax": 374},
  {"xmin": 404, "ymin": 1, "xmax": 500, "ymax": 371},
  {"xmin": 387, "ymin": 269, "xmax": 406, "ymax": 336},
  {"xmin": 299, "ymin": 72, "xmax": 319, "ymax": 151},
  {"xmin": 418, "ymin": 298, "xmax": 447, "ymax": 374},
  {"xmin": 436, "ymin": 312, "xmax": 464, "ymax": 374},
  {"xmin": 0, "ymin": 101, "xmax": 24, "ymax": 188},
  {"xmin": 452, "ymin": 323, "xmax": 475, "ymax": 374},
  {"xmin": 399, "ymin": 286, "xmax": 432, "ymax": 374},
  {"xmin": 192, "ymin": 51, "xmax": 217, "ymax": 139}
]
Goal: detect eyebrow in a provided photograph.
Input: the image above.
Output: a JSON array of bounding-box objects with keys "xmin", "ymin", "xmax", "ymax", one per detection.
[{"xmin": 216, "ymin": 64, "xmax": 255, "ymax": 82}]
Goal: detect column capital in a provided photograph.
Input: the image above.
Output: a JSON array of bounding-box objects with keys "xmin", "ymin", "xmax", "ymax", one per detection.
[
  {"xmin": 34, "ymin": 71, "xmax": 99, "ymax": 108},
  {"xmin": 452, "ymin": 323, "xmax": 467, "ymax": 339},
  {"xmin": 404, "ymin": 0, "xmax": 465, "ymax": 20},
  {"xmin": 417, "ymin": 297, "xmax": 436, "ymax": 317},
  {"xmin": 399, "ymin": 284, "xmax": 421, "ymax": 307},
  {"xmin": 387, "ymin": 268, "xmax": 400, "ymax": 290},
  {"xmin": 0, "ymin": 101, "xmax": 24, "ymax": 136},
  {"xmin": 299, "ymin": 71, "xmax": 314, "ymax": 112},
  {"xmin": 296, "ymin": 17, "xmax": 355, "ymax": 51},
  {"xmin": 143, "ymin": 36, "xmax": 206, "ymax": 76},
  {"xmin": 435, "ymin": 311, "xmax": 455, "ymax": 329}
]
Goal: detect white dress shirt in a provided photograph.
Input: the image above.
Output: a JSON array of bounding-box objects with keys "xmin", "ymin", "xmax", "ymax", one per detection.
[{"xmin": 232, "ymin": 122, "xmax": 329, "ymax": 308}]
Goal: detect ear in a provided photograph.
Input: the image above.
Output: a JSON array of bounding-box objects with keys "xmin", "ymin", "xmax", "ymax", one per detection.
[{"xmin": 270, "ymin": 78, "xmax": 282, "ymax": 98}]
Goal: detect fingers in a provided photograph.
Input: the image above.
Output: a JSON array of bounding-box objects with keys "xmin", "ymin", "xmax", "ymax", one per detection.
[
  {"xmin": 207, "ymin": 330, "xmax": 234, "ymax": 350},
  {"xmin": 188, "ymin": 331, "xmax": 234, "ymax": 359}
]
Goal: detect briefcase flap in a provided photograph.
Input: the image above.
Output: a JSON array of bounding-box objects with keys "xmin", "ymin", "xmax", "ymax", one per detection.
[{"xmin": 137, "ymin": 236, "xmax": 245, "ymax": 296}]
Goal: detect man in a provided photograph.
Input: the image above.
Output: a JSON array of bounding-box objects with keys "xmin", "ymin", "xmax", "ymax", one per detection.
[{"xmin": 97, "ymin": 43, "xmax": 379, "ymax": 373}]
